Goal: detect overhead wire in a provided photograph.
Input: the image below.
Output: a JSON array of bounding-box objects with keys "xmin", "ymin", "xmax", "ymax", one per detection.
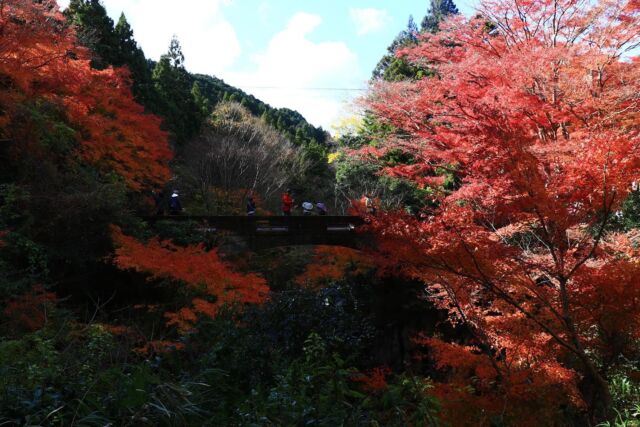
[{"xmin": 238, "ymin": 86, "xmax": 367, "ymax": 92}]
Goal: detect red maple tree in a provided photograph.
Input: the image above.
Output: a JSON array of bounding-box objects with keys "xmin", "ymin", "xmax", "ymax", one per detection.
[
  {"xmin": 363, "ymin": 0, "xmax": 640, "ymax": 422},
  {"xmin": 0, "ymin": 0, "xmax": 172, "ymax": 190},
  {"xmin": 111, "ymin": 227, "xmax": 269, "ymax": 332}
]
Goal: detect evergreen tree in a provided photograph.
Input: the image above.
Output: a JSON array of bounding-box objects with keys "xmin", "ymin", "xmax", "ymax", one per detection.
[
  {"xmin": 113, "ymin": 13, "xmax": 135, "ymax": 53},
  {"xmin": 191, "ymin": 82, "xmax": 211, "ymax": 119},
  {"xmin": 113, "ymin": 13, "xmax": 155, "ymax": 104},
  {"xmin": 64, "ymin": 4, "xmax": 156, "ymax": 105},
  {"xmin": 166, "ymin": 36, "xmax": 186, "ymax": 68},
  {"xmin": 64, "ymin": 0, "xmax": 118, "ymax": 69},
  {"xmin": 371, "ymin": 16, "xmax": 419, "ymax": 80},
  {"xmin": 152, "ymin": 36, "xmax": 201, "ymax": 144},
  {"xmin": 421, "ymin": 0, "xmax": 460, "ymax": 32},
  {"xmin": 371, "ymin": 1, "xmax": 460, "ymax": 81},
  {"xmin": 295, "ymin": 127, "xmax": 306, "ymax": 145}
]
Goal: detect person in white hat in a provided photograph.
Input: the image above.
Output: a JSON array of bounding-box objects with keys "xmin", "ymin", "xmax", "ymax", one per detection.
[{"xmin": 169, "ymin": 190, "xmax": 182, "ymax": 215}]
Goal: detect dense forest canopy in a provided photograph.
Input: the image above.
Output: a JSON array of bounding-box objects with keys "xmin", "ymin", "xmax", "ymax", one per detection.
[{"xmin": 1, "ymin": 0, "xmax": 640, "ymax": 425}]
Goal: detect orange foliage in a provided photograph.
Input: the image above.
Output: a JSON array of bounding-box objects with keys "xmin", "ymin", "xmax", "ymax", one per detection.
[
  {"xmin": 0, "ymin": 0, "xmax": 172, "ymax": 190},
  {"xmin": 352, "ymin": 366, "xmax": 391, "ymax": 393},
  {"xmin": 415, "ymin": 336, "xmax": 582, "ymax": 426},
  {"xmin": 101, "ymin": 324, "xmax": 133, "ymax": 336},
  {"xmin": 363, "ymin": 0, "xmax": 640, "ymax": 421},
  {"xmin": 295, "ymin": 246, "xmax": 374, "ymax": 287},
  {"xmin": 111, "ymin": 227, "xmax": 269, "ymax": 331},
  {"xmin": 3, "ymin": 285, "xmax": 56, "ymax": 333}
]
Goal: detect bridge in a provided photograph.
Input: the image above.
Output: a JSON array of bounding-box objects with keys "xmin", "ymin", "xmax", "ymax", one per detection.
[{"xmin": 144, "ymin": 215, "xmax": 369, "ymax": 250}]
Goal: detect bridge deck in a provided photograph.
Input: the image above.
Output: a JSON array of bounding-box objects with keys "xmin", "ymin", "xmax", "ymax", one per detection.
[
  {"xmin": 143, "ymin": 216, "xmax": 368, "ymax": 249},
  {"xmin": 144, "ymin": 215, "xmax": 366, "ymax": 234}
]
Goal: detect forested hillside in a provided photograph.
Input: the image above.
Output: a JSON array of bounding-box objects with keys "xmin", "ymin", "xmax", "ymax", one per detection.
[
  {"xmin": 2, "ymin": 0, "xmax": 640, "ymax": 426},
  {"xmin": 65, "ymin": 0, "xmax": 330, "ymax": 149}
]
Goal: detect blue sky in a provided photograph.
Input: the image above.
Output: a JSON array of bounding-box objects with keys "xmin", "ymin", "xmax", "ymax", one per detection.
[{"xmin": 57, "ymin": 0, "xmax": 478, "ymax": 131}]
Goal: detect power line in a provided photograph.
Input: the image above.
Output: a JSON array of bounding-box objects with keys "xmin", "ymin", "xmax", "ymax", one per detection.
[{"xmin": 239, "ymin": 86, "xmax": 367, "ymax": 92}]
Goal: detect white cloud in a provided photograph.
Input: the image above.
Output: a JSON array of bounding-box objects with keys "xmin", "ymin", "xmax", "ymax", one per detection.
[
  {"xmin": 57, "ymin": 0, "xmax": 241, "ymax": 76},
  {"xmin": 349, "ymin": 8, "xmax": 390, "ymax": 36},
  {"xmin": 226, "ymin": 12, "xmax": 362, "ymax": 130}
]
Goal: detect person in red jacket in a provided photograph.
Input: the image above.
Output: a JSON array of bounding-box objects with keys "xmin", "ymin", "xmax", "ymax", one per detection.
[{"xmin": 282, "ymin": 189, "xmax": 294, "ymax": 216}]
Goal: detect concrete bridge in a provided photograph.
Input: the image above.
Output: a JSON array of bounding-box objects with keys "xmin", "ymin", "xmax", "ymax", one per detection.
[{"xmin": 144, "ymin": 215, "xmax": 369, "ymax": 250}]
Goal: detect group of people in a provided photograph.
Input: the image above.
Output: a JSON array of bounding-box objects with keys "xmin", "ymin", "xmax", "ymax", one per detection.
[
  {"xmin": 246, "ymin": 190, "xmax": 329, "ymax": 216},
  {"xmin": 246, "ymin": 190, "xmax": 328, "ymax": 217},
  {"xmin": 280, "ymin": 189, "xmax": 328, "ymax": 216},
  {"xmin": 263, "ymin": 191, "xmax": 379, "ymax": 216},
  {"xmin": 157, "ymin": 188, "xmax": 375, "ymax": 217}
]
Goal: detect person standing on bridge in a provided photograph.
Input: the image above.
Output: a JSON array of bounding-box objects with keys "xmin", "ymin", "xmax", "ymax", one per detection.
[
  {"xmin": 302, "ymin": 201, "xmax": 314, "ymax": 216},
  {"xmin": 363, "ymin": 193, "xmax": 377, "ymax": 215},
  {"xmin": 315, "ymin": 201, "xmax": 327, "ymax": 216},
  {"xmin": 169, "ymin": 190, "xmax": 182, "ymax": 215},
  {"xmin": 246, "ymin": 196, "xmax": 256, "ymax": 216},
  {"xmin": 282, "ymin": 189, "xmax": 294, "ymax": 216}
]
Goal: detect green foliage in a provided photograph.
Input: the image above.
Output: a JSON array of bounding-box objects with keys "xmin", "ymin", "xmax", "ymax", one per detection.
[
  {"xmin": 239, "ymin": 332, "xmax": 367, "ymax": 426},
  {"xmin": 152, "ymin": 37, "xmax": 202, "ymax": 144},
  {"xmin": 373, "ymin": 375, "xmax": 441, "ymax": 427},
  {"xmin": 0, "ymin": 324, "xmax": 206, "ymax": 426},
  {"xmin": 64, "ymin": 0, "xmax": 119, "ymax": 70},
  {"xmin": 0, "ymin": 224, "xmax": 50, "ymax": 298},
  {"xmin": 619, "ymin": 190, "xmax": 640, "ymax": 230},
  {"xmin": 288, "ymin": 143, "xmax": 336, "ymax": 208},
  {"xmin": 234, "ymin": 332, "xmax": 441, "ymax": 426},
  {"xmin": 421, "ymin": 0, "xmax": 460, "ymax": 33},
  {"xmin": 604, "ymin": 189, "xmax": 640, "ymax": 233},
  {"xmin": 241, "ymin": 284, "xmax": 377, "ymax": 358},
  {"xmin": 382, "ymin": 57, "xmax": 434, "ymax": 82},
  {"xmin": 0, "ymin": 326, "xmax": 103, "ymax": 424},
  {"xmin": 65, "ymin": 2, "xmax": 154, "ymax": 105},
  {"xmin": 334, "ymin": 114, "xmax": 397, "ymax": 150},
  {"xmin": 335, "ymin": 155, "xmax": 435, "ymax": 214},
  {"xmin": 0, "ymin": 99, "xmax": 131, "ymax": 301},
  {"xmin": 372, "ymin": 0, "xmax": 460, "ymax": 81},
  {"xmin": 0, "ymin": 288, "xmax": 442, "ymax": 426},
  {"xmin": 147, "ymin": 219, "xmax": 208, "ymax": 247},
  {"xmin": 597, "ymin": 373, "xmax": 640, "ymax": 427},
  {"xmin": 113, "ymin": 13, "xmax": 157, "ymax": 105},
  {"xmin": 372, "ymin": 16, "xmax": 420, "ymax": 81},
  {"xmin": 190, "ymin": 82, "xmax": 210, "ymax": 120}
]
